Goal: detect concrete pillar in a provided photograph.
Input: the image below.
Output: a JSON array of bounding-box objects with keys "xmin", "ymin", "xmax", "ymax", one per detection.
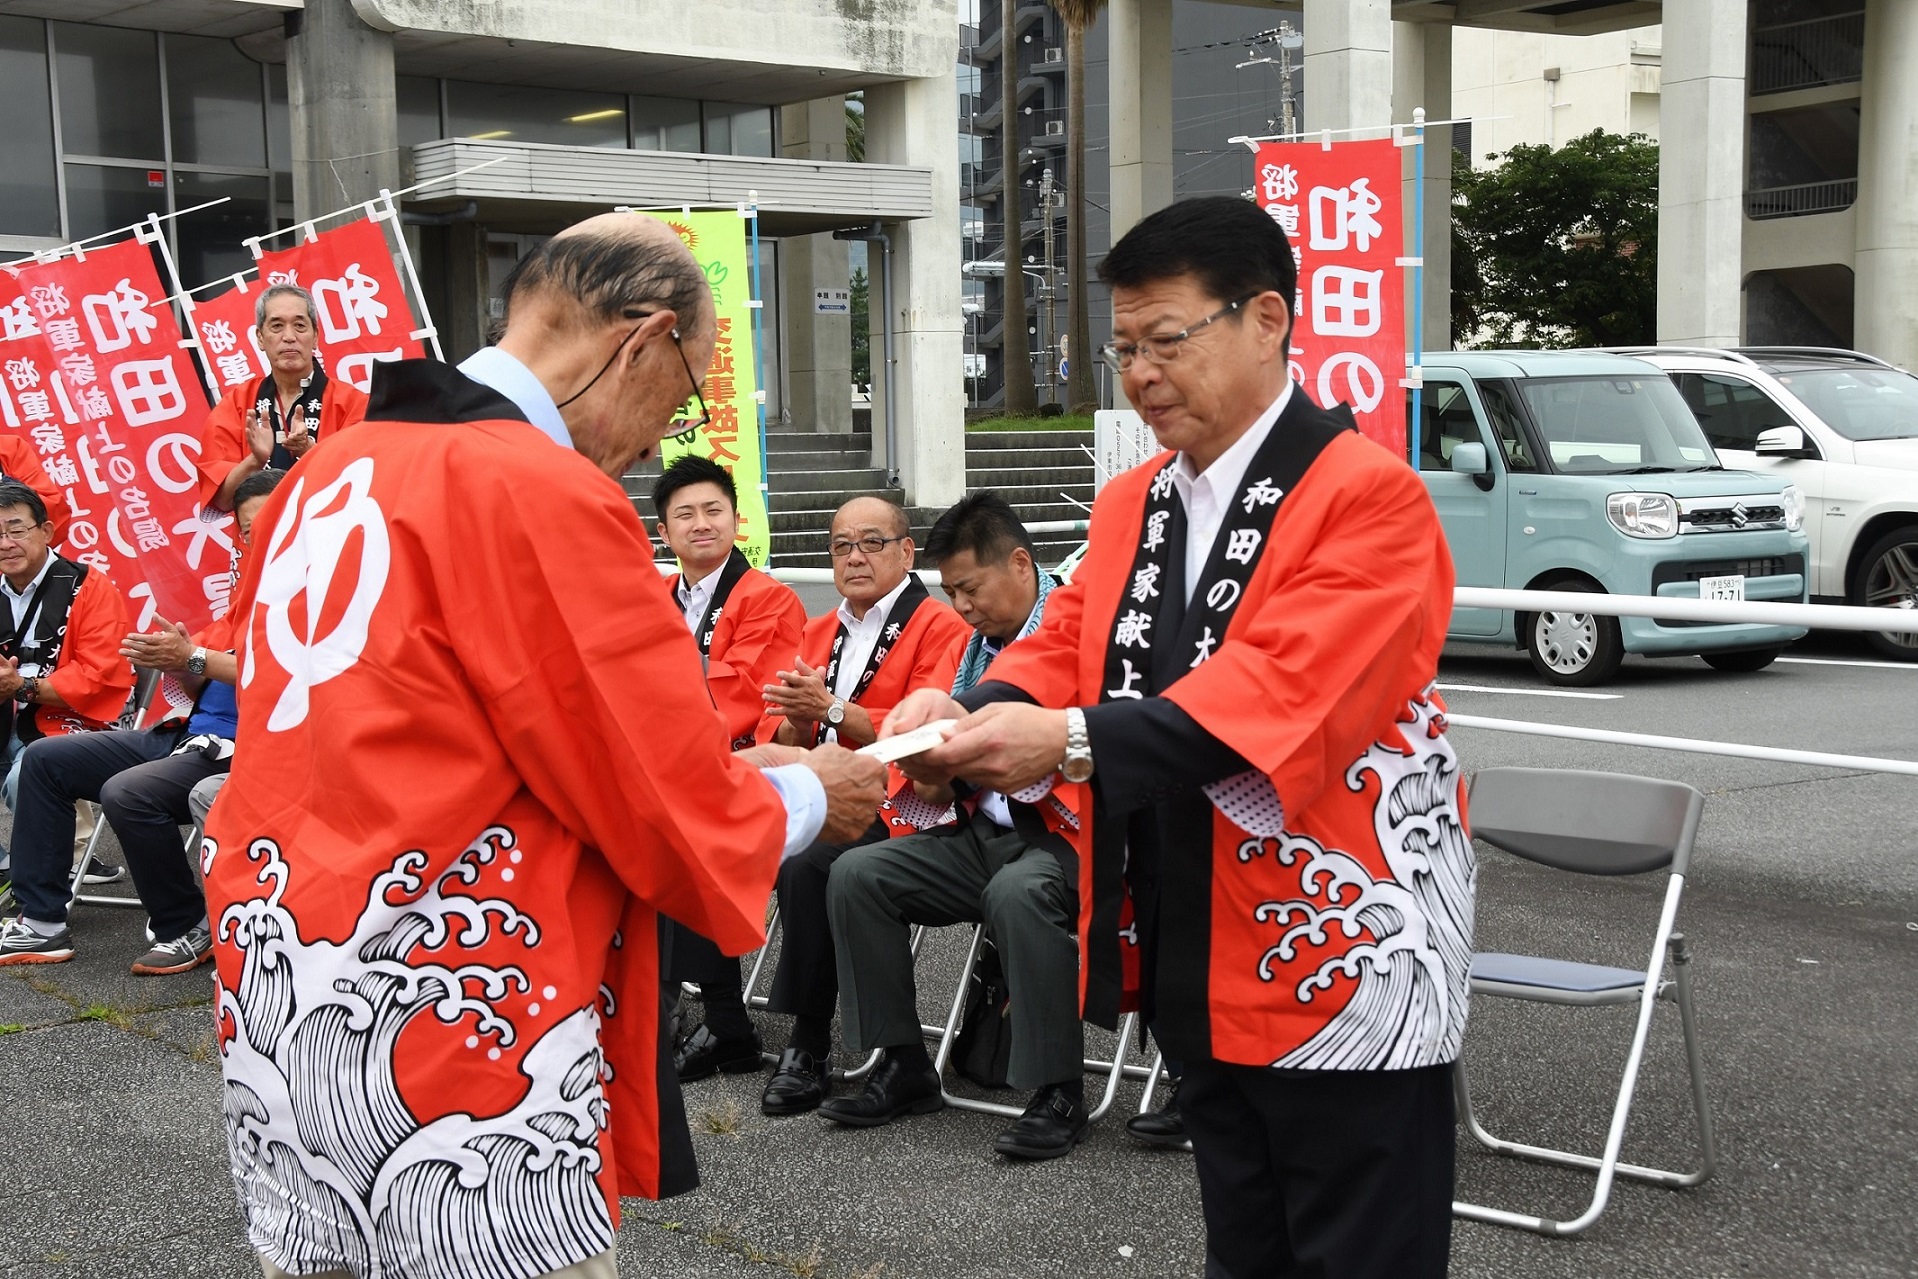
[
  {"xmin": 1853, "ymin": 0, "xmax": 1918, "ymax": 367},
  {"xmin": 286, "ymin": 0, "xmax": 400, "ymax": 222},
  {"xmin": 1108, "ymin": 0, "xmax": 1173, "ymax": 241},
  {"xmin": 779, "ymin": 98, "xmax": 855, "ymax": 434},
  {"xmin": 444, "ymin": 219, "xmax": 491, "ymax": 362},
  {"xmin": 1656, "ymin": 0, "xmax": 1746, "ymax": 346},
  {"xmin": 1393, "ymin": 20, "xmax": 1452, "ymax": 352},
  {"xmin": 1304, "ymin": 0, "xmax": 1393, "ymax": 133},
  {"xmin": 863, "ymin": 68, "xmax": 966, "ymax": 508}
]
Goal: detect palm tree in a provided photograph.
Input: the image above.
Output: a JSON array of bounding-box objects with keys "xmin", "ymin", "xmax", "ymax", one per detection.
[
  {"xmin": 998, "ymin": 0, "xmax": 1038, "ymax": 414},
  {"xmin": 1053, "ymin": 0, "xmax": 1107, "ymax": 413}
]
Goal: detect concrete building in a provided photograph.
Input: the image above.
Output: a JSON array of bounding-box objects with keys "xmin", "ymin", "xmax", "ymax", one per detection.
[
  {"xmin": 1450, "ymin": 25, "xmax": 1662, "ymax": 161},
  {"xmin": 0, "ymin": 0, "xmax": 968, "ymax": 509}
]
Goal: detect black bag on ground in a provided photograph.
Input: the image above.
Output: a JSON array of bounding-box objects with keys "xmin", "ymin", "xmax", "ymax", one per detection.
[{"xmin": 953, "ymin": 931, "xmax": 1014, "ymax": 1089}]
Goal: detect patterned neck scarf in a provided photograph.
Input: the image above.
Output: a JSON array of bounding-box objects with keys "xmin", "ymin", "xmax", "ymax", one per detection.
[{"xmin": 951, "ymin": 566, "xmax": 1057, "ymax": 696}]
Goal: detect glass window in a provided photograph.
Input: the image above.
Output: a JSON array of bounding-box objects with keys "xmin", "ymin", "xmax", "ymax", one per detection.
[
  {"xmin": 0, "ymin": 16, "xmax": 59, "ymax": 237},
  {"xmin": 174, "ymin": 171, "xmax": 269, "ymax": 287},
  {"xmin": 1515, "ymin": 376, "xmax": 1719, "ymax": 474},
  {"xmin": 1408, "ymin": 382, "xmax": 1484, "ymax": 471},
  {"xmin": 444, "ymin": 81, "xmax": 625, "ymax": 148},
  {"xmin": 1477, "ymin": 379, "xmax": 1539, "ymax": 472},
  {"xmin": 632, "ymin": 96, "xmax": 700, "ymax": 152},
  {"xmin": 267, "ymin": 65, "xmax": 291, "ymax": 221},
  {"xmin": 703, "ymin": 107, "xmax": 730, "ymax": 156},
  {"xmin": 53, "ymin": 22, "xmax": 163, "ymax": 160},
  {"xmin": 726, "ymin": 105, "xmax": 773, "ymax": 156},
  {"xmin": 166, "ymin": 34, "xmax": 266, "ymax": 168},
  {"xmin": 63, "ymin": 162, "xmax": 164, "ymax": 242},
  {"xmin": 1772, "ymin": 367, "xmax": 1918, "ymax": 441},
  {"xmin": 1671, "ymin": 373, "xmax": 1799, "ymax": 450},
  {"xmin": 398, "ymin": 76, "xmax": 440, "ymax": 148}
]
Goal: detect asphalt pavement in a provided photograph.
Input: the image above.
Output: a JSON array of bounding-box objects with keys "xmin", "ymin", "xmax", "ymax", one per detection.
[{"xmin": 2, "ymin": 628, "xmax": 1914, "ymax": 1278}]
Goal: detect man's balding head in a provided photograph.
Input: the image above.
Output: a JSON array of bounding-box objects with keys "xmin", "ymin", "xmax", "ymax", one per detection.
[{"xmin": 494, "ymin": 213, "xmax": 716, "ymax": 479}]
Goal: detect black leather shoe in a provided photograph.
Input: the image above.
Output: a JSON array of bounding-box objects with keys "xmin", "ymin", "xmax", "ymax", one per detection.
[
  {"xmin": 817, "ymin": 1054, "xmax": 943, "ymax": 1128},
  {"xmin": 993, "ymin": 1083, "xmax": 1089, "ymax": 1160},
  {"xmin": 675, "ymin": 1023, "xmax": 764, "ymax": 1083},
  {"xmin": 761, "ymin": 1047, "xmax": 830, "ymax": 1116},
  {"xmin": 1124, "ymin": 1076, "xmax": 1190, "ymax": 1150}
]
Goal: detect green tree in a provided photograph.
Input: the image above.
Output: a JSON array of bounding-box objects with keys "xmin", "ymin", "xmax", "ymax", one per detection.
[
  {"xmin": 849, "ymin": 266, "xmax": 870, "ymax": 388},
  {"xmin": 1452, "ymin": 129, "xmax": 1659, "ymax": 348},
  {"xmin": 845, "ymin": 92, "xmax": 865, "ymax": 163}
]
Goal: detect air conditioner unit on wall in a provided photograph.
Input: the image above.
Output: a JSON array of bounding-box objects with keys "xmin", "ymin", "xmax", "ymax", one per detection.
[
  {"xmin": 1042, "ymin": 46, "xmax": 1063, "ymax": 63},
  {"xmin": 1043, "ymin": 119, "xmax": 1064, "ymax": 136}
]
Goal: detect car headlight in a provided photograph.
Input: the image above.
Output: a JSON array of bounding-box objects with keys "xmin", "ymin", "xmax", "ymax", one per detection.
[
  {"xmin": 1606, "ymin": 492, "xmax": 1679, "ymax": 539},
  {"xmin": 1780, "ymin": 483, "xmax": 1805, "ymax": 533}
]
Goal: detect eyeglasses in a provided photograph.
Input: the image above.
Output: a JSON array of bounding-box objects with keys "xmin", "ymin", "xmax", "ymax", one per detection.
[
  {"xmin": 0, "ymin": 522, "xmax": 45, "ymax": 544},
  {"xmin": 828, "ymin": 534, "xmax": 908, "ymax": 559},
  {"xmin": 1100, "ymin": 295, "xmax": 1256, "ymax": 371},
  {"xmin": 554, "ymin": 311, "xmax": 711, "ymax": 431}
]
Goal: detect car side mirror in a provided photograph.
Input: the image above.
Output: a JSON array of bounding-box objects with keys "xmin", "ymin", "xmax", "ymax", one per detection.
[
  {"xmin": 1755, "ymin": 425, "xmax": 1815, "ymax": 459},
  {"xmin": 1449, "ymin": 442, "xmax": 1495, "ymax": 490}
]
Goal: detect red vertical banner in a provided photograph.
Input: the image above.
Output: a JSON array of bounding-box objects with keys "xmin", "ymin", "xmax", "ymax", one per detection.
[
  {"xmin": 187, "ymin": 279, "xmax": 274, "ymax": 393},
  {"xmin": 1254, "ymin": 138, "xmax": 1408, "ymax": 456},
  {"xmin": 10, "ymin": 239, "xmax": 223, "ymax": 633},
  {"xmin": 256, "ymin": 218, "xmax": 423, "ymax": 392}
]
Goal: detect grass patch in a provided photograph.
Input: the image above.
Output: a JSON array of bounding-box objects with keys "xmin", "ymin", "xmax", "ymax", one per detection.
[
  {"xmin": 695, "ymin": 1100, "xmax": 744, "ymax": 1136},
  {"xmin": 967, "ymin": 414, "xmax": 1094, "ymax": 433},
  {"xmin": 0, "ymin": 1023, "xmax": 25, "ymax": 1036}
]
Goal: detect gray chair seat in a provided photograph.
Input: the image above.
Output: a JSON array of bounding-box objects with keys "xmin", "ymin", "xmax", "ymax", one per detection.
[{"xmin": 1472, "ymin": 952, "xmax": 1645, "ymax": 994}]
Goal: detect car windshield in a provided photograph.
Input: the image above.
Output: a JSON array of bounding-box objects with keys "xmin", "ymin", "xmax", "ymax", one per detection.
[
  {"xmin": 1773, "ymin": 367, "xmax": 1918, "ymax": 441},
  {"xmin": 1515, "ymin": 375, "xmax": 1720, "ymax": 475}
]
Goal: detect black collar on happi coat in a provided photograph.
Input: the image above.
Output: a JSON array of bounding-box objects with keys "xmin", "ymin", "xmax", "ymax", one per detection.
[{"xmin": 816, "ymin": 573, "xmax": 931, "ymax": 745}]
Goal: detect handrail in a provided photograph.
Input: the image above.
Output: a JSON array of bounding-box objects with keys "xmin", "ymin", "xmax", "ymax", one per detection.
[{"xmin": 1454, "ymin": 586, "xmax": 1909, "ymax": 635}]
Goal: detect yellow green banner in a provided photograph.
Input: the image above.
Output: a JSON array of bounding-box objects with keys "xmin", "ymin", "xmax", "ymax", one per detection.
[{"xmin": 648, "ymin": 210, "xmax": 770, "ymax": 567}]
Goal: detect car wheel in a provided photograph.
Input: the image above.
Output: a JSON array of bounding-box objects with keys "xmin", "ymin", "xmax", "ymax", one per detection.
[
  {"xmin": 1851, "ymin": 527, "xmax": 1918, "ymax": 661},
  {"xmin": 1702, "ymin": 647, "xmax": 1783, "ymax": 673},
  {"xmin": 1524, "ymin": 579, "xmax": 1624, "ymax": 686}
]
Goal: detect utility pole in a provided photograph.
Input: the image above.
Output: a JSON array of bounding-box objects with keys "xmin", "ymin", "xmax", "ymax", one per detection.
[
  {"xmin": 1038, "ymin": 166, "xmax": 1060, "ymax": 406},
  {"xmin": 1278, "ymin": 20, "xmax": 1299, "ymax": 137}
]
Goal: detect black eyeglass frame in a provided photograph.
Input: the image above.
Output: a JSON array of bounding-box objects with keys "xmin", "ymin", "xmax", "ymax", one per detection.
[{"xmin": 1099, "ymin": 294, "xmax": 1259, "ymax": 372}]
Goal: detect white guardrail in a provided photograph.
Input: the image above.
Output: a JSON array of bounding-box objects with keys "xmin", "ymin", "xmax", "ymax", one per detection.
[{"xmin": 690, "ymin": 562, "xmax": 1916, "ymax": 780}]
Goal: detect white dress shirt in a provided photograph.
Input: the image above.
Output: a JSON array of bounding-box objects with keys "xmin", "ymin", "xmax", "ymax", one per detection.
[
  {"xmin": 2, "ymin": 554, "xmax": 52, "ymax": 632},
  {"xmin": 677, "ymin": 569, "xmax": 720, "ymax": 635},
  {"xmin": 1168, "ymin": 380, "xmax": 1293, "ymax": 603},
  {"xmin": 831, "ymin": 574, "xmax": 914, "ymax": 701},
  {"xmin": 460, "ymin": 346, "xmax": 826, "ymax": 858}
]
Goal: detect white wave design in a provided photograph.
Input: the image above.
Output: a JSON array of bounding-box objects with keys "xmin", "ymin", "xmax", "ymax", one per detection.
[
  {"xmin": 1241, "ymin": 692, "xmax": 1476, "ymax": 1070},
  {"xmin": 211, "ymin": 825, "xmax": 617, "ymax": 1279}
]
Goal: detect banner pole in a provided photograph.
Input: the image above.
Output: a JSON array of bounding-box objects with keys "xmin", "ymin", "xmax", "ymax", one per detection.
[
  {"xmin": 1411, "ymin": 108, "xmax": 1425, "ymax": 469},
  {"xmin": 744, "ymin": 192, "xmax": 769, "ymax": 531},
  {"xmin": 376, "ymin": 188, "xmax": 444, "ymax": 362},
  {"xmin": 1, "ymin": 197, "xmax": 232, "ymax": 270},
  {"xmin": 242, "ymin": 156, "xmax": 509, "ymax": 253},
  {"xmin": 138, "ymin": 213, "xmax": 222, "ymax": 398}
]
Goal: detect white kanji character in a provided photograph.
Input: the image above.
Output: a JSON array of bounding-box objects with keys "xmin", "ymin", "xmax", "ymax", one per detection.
[
  {"xmin": 1191, "ymin": 626, "xmax": 1218, "ymax": 668},
  {"xmin": 146, "ymin": 433, "xmax": 201, "ymax": 496},
  {"xmin": 1106, "ymin": 658, "xmax": 1146, "ymax": 700},
  {"xmin": 1205, "ymin": 579, "xmax": 1242, "ymax": 612},
  {"xmin": 173, "ymin": 512, "xmax": 234, "ymax": 569},
  {"xmin": 1149, "ymin": 466, "xmax": 1176, "ymax": 501},
  {"xmin": 1129, "ymin": 563, "xmax": 1162, "ymax": 603},
  {"xmin": 1, "ymin": 298, "xmax": 41, "ymax": 341},
  {"xmin": 42, "ymin": 317, "xmax": 83, "ymax": 352},
  {"xmin": 311, "ymin": 263, "xmax": 390, "ymax": 343},
  {"xmin": 1241, "ymin": 477, "xmax": 1284, "ymax": 513},
  {"xmin": 1315, "ymin": 352, "xmax": 1387, "ymax": 414},
  {"xmin": 1307, "ymin": 178, "xmax": 1384, "ymax": 253},
  {"xmin": 1310, "ymin": 266, "xmax": 1384, "ymax": 338},
  {"xmin": 4, "ymin": 358, "xmax": 40, "ymax": 391},
  {"xmin": 1260, "ymin": 163, "xmax": 1300, "ymax": 202},
  {"xmin": 1266, "ymin": 203, "xmax": 1301, "ymax": 238},
  {"xmin": 884, "ymin": 621, "xmax": 903, "ymax": 641},
  {"xmin": 1224, "ymin": 528, "xmax": 1262, "ymax": 565},
  {"xmin": 43, "ymin": 455, "xmax": 79, "ymax": 487},
  {"xmin": 266, "ymin": 269, "xmax": 299, "ymax": 288},
  {"xmin": 0, "ymin": 382, "xmax": 13, "ymax": 429},
  {"xmin": 1142, "ymin": 509, "xmax": 1170, "ymax": 553},
  {"xmin": 18, "ymin": 390, "xmax": 51, "ymax": 421},
  {"xmin": 110, "ymin": 357, "xmax": 187, "ymax": 426},
  {"xmin": 200, "ymin": 319, "xmax": 239, "ymax": 355},
  {"xmin": 77, "ymin": 386, "xmax": 112, "ymax": 422},
  {"xmin": 204, "ymin": 571, "xmax": 233, "ymax": 621},
  {"xmin": 334, "ymin": 348, "xmax": 404, "ymax": 392},
  {"xmin": 1114, "ymin": 609, "xmax": 1154, "ymax": 648},
  {"xmin": 215, "ymin": 353, "xmax": 254, "ymax": 386},
  {"xmin": 82, "ymin": 278, "xmax": 160, "ymax": 352},
  {"xmin": 57, "ymin": 353, "xmax": 96, "ymax": 388},
  {"xmin": 29, "ymin": 424, "xmax": 63, "ymax": 455},
  {"xmin": 28, "ymin": 283, "xmax": 69, "ymax": 319}
]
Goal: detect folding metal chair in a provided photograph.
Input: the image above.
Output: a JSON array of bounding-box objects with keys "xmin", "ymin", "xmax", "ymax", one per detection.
[
  {"xmin": 738, "ymin": 903, "xmax": 920, "ymax": 1083},
  {"xmin": 1453, "ymin": 766, "xmax": 1719, "ymax": 1238},
  {"xmin": 923, "ymin": 922, "xmax": 1139, "ymax": 1121},
  {"xmin": 65, "ymin": 671, "xmax": 164, "ymax": 913}
]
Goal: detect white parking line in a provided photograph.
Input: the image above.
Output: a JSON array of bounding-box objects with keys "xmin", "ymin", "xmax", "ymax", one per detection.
[
  {"xmin": 1778, "ymin": 656, "xmax": 1918, "ymax": 672},
  {"xmin": 1435, "ymin": 682, "xmax": 1623, "ymax": 700}
]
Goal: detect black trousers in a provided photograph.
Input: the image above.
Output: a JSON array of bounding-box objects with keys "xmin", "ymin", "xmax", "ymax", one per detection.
[
  {"xmin": 763, "ymin": 819, "xmax": 887, "ymax": 1021},
  {"xmin": 1182, "ymin": 1059, "xmax": 1455, "ymax": 1279}
]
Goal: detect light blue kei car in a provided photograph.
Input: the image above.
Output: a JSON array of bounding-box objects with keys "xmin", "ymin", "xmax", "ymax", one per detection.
[{"xmin": 1411, "ymin": 350, "xmax": 1810, "ymax": 685}]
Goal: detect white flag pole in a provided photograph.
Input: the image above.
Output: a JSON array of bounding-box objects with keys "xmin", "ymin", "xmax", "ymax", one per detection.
[
  {"xmin": 1, "ymin": 197, "xmax": 233, "ymax": 270},
  {"xmin": 373, "ymin": 189, "xmax": 444, "ymax": 362}
]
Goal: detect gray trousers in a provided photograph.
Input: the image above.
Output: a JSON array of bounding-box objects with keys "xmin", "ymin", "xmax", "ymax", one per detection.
[{"xmin": 826, "ymin": 809, "xmax": 1083, "ymax": 1090}]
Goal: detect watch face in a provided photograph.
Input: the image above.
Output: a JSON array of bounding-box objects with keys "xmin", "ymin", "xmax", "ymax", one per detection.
[
  {"xmin": 827, "ymin": 701, "xmax": 845, "ymax": 724},
  {"xmin": 1062, "ymin": 755, "xmax": 1094, "ymax": 784}
]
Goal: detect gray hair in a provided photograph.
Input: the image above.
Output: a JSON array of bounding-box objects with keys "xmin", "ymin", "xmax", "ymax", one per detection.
[{"xmin": 254, "ymin": 282, "xmax": 318, "ymax": 330}]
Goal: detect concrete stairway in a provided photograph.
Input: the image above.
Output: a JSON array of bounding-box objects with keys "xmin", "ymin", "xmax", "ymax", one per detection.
[{"xmin": 962, "ymin": 429, "xmax": 1094, "ymax": 570}]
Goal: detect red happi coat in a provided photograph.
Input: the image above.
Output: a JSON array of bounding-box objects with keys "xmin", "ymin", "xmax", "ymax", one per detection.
[
  {"xmin": 985, "ymin": 423, "xmax": 1475, "ymax": 1070},
  {"xmin": 203, "ymin": 361, "xmax": 788, "ymax": 1278},
  {"xmin": 0, "ymin": 434, "xmax": 72, "ymax": 545},
  {"xmin": 194, "ymin": 375, "xmax": 369, "ymax": 512},
  {"xmin": 669, "ymin": 561, "xmax": 806, "ymax": 747},
  {"xmin": 16, "ymin": 556, "xmax": 134, "ymax": 738}
]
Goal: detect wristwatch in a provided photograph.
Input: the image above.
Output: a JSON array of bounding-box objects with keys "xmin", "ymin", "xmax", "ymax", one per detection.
[
  {"xmin": 826, "ymin": 697, "xmax": 846, "ymax": 726},
  {"xmin": 187, "ymin": 646, "xmax": 208, "ymax": 677},
  {"xmin": 1061, "ymin": 707, "xmax": 1095, "ymax": 783},
  {"xmin": 15, "ymin": 675, "xmax": 36, "ymax": 706}
]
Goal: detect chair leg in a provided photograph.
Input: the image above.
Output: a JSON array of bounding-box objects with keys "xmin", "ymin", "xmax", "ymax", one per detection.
[
  {"xmin": 933, "ymin": 925, "xmax": 1024, "ymax": 1118},
  {"xmin": 66, "ymin": 803, "xmax": 143, "ymax": 911},
  {"xmin": 1083, "ymin": 1012, "xmax": 1134, "ymax": 1122},
  {"xmin": 1138, "ymin": 1051, "xmax": 1166, "ymax": 1115},
  {"xmin": 1669, "ymin": 934, "xmax": 1718, "ymax": 1187}
]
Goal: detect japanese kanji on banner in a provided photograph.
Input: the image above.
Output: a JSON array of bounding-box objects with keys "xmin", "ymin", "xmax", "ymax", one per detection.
[
  {"xmin": 255, "ymin": 218, "xmax": 423, "ymax": 393},
  {"xmin": 188, "ymin": 277, "xmax": 274, "ymax": 394},
  {"xmin": 1255, "ymin": 139, "xmax": 1408, "ymax": 456},
  {"xmin": 3, "ymin": 242, "xmax": 226, "ymax": 634},
  {"xmin": 645, "ymin": 211, "xmax": 771, "ymax": 568}
]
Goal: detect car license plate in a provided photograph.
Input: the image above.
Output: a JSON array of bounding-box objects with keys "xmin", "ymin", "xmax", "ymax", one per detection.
[{"xmin": 1699, "ymin": 573, "xmax": 1746, "ymax": 602}]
